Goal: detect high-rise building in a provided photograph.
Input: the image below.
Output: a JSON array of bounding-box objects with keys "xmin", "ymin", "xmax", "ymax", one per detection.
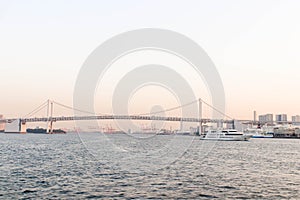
[
  {"xmin": 276, "ymin": 114, "xmax": 287, "ymax": 122},
  {"xmin": 258, "ymin": 114, "xmax": 273, "ymax": 123},
  {"xmin": 254, "ymin": 111, "xmax": 257, "ymax": 122},
  {"xmin": 292, "ymin": 115, "xmax": 300, "ymax": 122}
]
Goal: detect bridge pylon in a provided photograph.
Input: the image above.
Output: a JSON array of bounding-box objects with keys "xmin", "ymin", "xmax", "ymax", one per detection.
[
  {"xmin": 46, "ymin": 100, "xmax": 54, "ymax": 134},
  {"xmin": 198, "ymin": 98, "xmax": 202, "ymax": 135}
]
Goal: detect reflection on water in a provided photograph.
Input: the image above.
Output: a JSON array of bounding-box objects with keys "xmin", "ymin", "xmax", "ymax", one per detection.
[{"xmin": 0, "ymin": 133, "xmax": 299, "ymax": 199}]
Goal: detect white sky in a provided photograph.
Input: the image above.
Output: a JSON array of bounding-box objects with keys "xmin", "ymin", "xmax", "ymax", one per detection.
[{"xmin": 0, "ymin": 0, "xmax": 299, "ymax": 122}]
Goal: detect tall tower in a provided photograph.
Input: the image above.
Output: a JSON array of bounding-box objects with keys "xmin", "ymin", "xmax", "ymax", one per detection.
[
  {"xmin": 254, "ymin": 111, "xmax": 257, "ymax": 122},
  {"xmin": 198, "ymin": 98, "xmax": 202, "ymax": 135},
  {"xmin": 46, "ymin": 100, "xmax": 54, "ymax": 134}
]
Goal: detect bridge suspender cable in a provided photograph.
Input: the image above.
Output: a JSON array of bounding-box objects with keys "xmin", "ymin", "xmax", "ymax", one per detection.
[
  {"xmin": 52, "ymin": 99, "xmax": 234, "ymax": 119},
  {"xmin": 52, "ymin": 101, "xmax": 104, "ymax": 115},
  {"xmin": 21, "ymin": 98, "xmax": 233, "ymax": 121},
  {"xmin": 23, "ymin": 100, "xmax": 48, "ymax": 118},
  {"xmin": 199, "ymin": 99, "xmax": 233, "ymax": 120},
  {"xmin": 137, "ymin": 99, "xmax": 199, "ymax": 116}
]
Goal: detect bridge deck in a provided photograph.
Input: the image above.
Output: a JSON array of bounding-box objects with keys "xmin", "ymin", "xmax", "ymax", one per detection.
[{"xmin": 0, "ymin": 115, "xmax": 235, "ymax": 124}]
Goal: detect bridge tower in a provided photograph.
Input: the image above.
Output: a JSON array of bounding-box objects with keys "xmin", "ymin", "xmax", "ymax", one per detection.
[
  {"xmin": 198, "ymin": 98, "xmax": 202, "ymax": 135},
  {"xmin": 46, "ymin": 100, "xmax": 54, "ymax": 134}
]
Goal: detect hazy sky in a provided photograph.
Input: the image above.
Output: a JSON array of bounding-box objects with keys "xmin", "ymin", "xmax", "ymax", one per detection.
[{"xmin": 0, "ymin": 0, "xmax": 300, "ymax": 121}]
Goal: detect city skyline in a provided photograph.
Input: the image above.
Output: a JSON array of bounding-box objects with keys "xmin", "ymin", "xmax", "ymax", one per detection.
[{"xmin": 1, "ymin": 0, "xmax": 300, "ymax": 120}]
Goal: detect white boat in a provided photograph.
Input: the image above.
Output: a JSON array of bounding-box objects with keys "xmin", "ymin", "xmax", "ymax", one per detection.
[
  {"xmin": 175, "ymin": 130, "xmax": 191, "ymax": 135},
  {"xmin": 201, "ymin": 129, "xmax": 252, "ymax": 141},
  {"xmin": 244, "ymin": 128, "xmax": 274, "ymax": 138}
]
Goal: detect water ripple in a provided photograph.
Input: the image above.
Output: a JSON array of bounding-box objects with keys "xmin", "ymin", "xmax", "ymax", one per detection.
[{"xmin": 0, "ymin": 134, "xmax": 299, "ymax": 199}]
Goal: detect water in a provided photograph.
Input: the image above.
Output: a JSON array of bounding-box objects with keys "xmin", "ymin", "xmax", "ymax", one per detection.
[{"xmin": 0, "ymin": 133, "xmax": 299, "ymax": 199}]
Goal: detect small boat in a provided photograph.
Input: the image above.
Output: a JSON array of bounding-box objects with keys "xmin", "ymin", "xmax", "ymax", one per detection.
[
  {"xmin": 201, "ymin": 129, "xmax": 252, "ymax": 141},
  {"xmin": 175, "ymin": 130, "xmax": 191, "ymax": 135},
  {"xmin": 251, "ymin": 134, "xmax": 273, "ymax": 138}
]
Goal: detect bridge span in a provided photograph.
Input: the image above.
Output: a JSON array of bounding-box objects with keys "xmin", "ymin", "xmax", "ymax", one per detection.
[
  {"xmin": 0, "ymin": 100, "xmax": 296, "ymax": 134},
  {"xmin": 0, "ymin": 115, "xmax": 235, "ymax": 134},
  {"xmin": 0, "ymin": 99, "xmax": 237, "ymax": 134},
  {"xmin": 1, "ymin": 115, "xmax": 234, "ymax": 124}
]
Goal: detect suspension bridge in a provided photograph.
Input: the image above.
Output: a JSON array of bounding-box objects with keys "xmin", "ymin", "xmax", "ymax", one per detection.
[{"xmin": 0, "ymin": 99, "xmax": 241, "ymax": 134}]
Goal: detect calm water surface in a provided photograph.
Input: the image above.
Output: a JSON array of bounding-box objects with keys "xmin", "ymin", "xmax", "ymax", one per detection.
[{"xmin": 0, "ymin": 133, "xmax": 299, "ymax": 199}]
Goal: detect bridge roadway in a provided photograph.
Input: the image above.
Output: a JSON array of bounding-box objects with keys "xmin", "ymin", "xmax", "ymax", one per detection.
[
  {"xmin": 0, "ymin": 115, "xmax": 235, "ymax": 124},
  {"xmin": 1, "ymin": 116, "xmax": 296, "ymax": 125}
]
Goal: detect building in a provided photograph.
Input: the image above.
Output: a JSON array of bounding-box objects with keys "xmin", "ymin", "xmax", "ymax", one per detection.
[
  {"xmin": 292, "ymin": 115, "xmax": 300, "ymax": 122},
  {"xmin": 4, "ymin": 119, "xmax": 26, "ymax": 133},
  {"xmin": 0, "ymin": 115, "xmax": 4, "ymax": 132},
  {"xmin": 258, "ymin": 114, "xmax": 273, "ymax": 123},
  {"xmin": 276, "ymin": 114, "xmax": 287, "ymax": 122},
  {"xmin": 274, "ymin": 126, "xmax": 300, "ymax": 138}
]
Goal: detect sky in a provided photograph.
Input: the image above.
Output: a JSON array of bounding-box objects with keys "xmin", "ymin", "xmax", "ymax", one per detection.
[{"xmin": 0, "ymin": 0, "xmax": 300, "ymax": 124}]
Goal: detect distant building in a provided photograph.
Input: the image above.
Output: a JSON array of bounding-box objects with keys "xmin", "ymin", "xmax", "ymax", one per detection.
[
  {"xmin": 0, "ymin": 115, "xmax": 4, "ymax": 131},
  {"xmin": 292, "ymin": 115, "xmax": 300, "ymax": 122},
  {"xmin": 274, "ymin": 126, "xmax": 300, "ymax": 138},
  {"xmin": 258, "ymin": 114, "xmax": 273, "ymax": 123},
  {"xmin": 276, "ymin": 114, "xmax": 287, "ymax": 122}
]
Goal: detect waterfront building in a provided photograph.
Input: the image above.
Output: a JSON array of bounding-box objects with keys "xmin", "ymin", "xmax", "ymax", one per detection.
[
  {"xmin": 0, "ymin": 115, "xmax": 4, "ymax": 131},
  {"xmin": 292, "ymin": 115, "xmax": 300, "ymax": 122},
  {"xmin": 258, "ymin": 114, "xmax": 273, "ymax": 123},
  {"xmin": 276, "ymin": 114, "xmax": 287, "ymax": 122},
  {"xmin": 274, "ymin": 126, "xmax": 300, "ymax": 138}
]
